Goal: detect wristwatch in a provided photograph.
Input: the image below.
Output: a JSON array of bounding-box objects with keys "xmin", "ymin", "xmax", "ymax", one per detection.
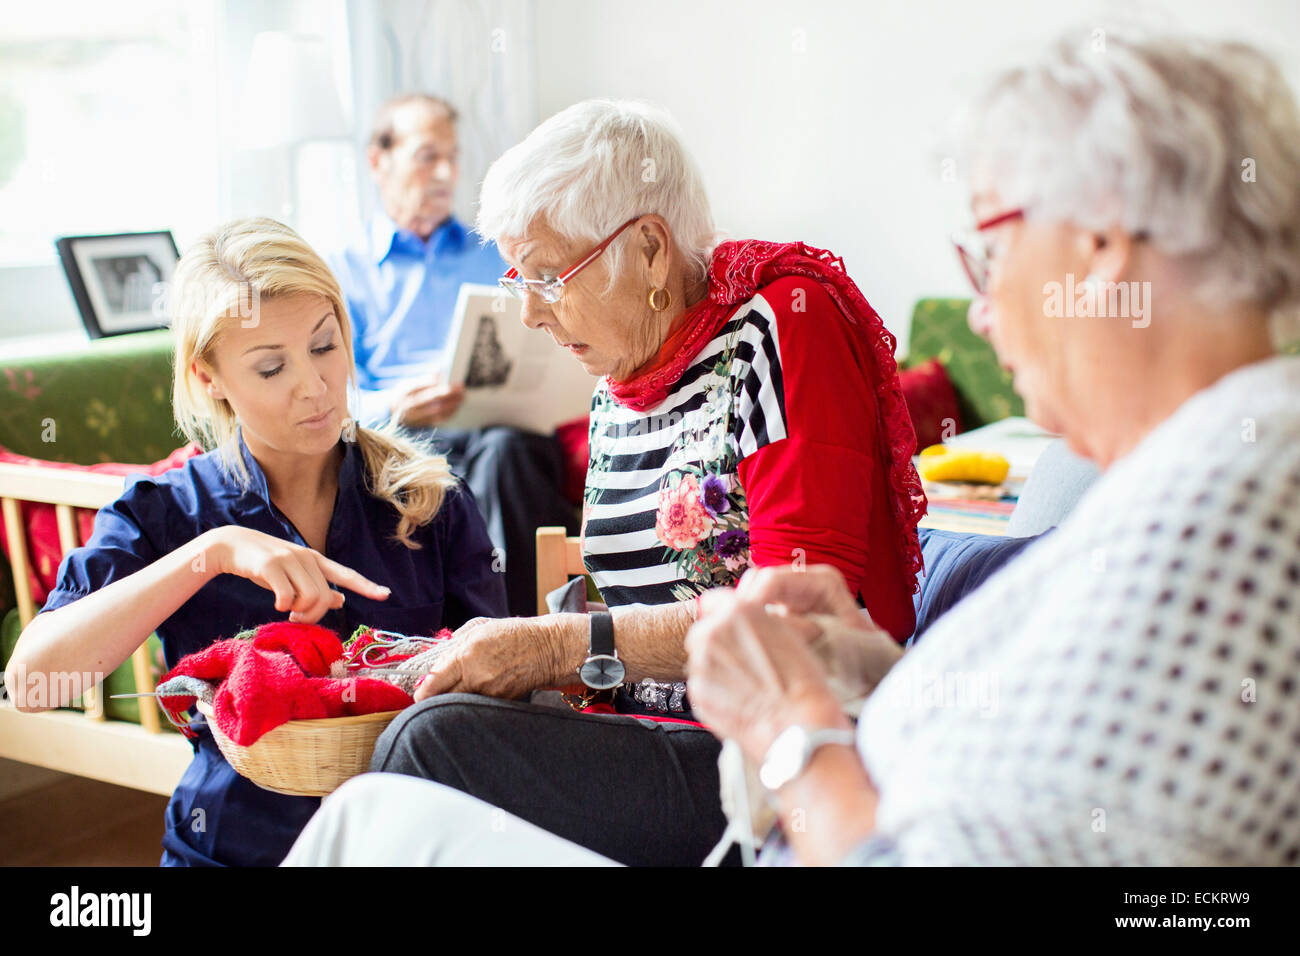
[
  {"xmin": 578, "ymin": 611, "xmax": 625, "ymax": 691},
  {"xmin": 758, "ymin": 724, "xmax": 857, "ymax": 792}
]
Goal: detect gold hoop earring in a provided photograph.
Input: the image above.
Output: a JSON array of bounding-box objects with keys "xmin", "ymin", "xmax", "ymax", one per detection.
[{"xmin": 648, "ymin": 287, "xmax": 671, "ymax": 312}]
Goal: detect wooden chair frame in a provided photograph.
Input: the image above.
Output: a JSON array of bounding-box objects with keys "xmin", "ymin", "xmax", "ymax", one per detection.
[
  {"xmin": 0, "ymin": 463, "xmax": 191, "ymax": 795},
  {"xmin": 534, "ymin": 526, "xmax": 586, "ymax": 615}
]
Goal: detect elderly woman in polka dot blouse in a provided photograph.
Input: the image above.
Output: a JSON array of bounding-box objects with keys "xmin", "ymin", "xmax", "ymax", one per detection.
[
  {"xmin": 686, "ymin": 27, "xmax": 1300, "ymax": 866},
  {"xmin": 284, "ymin": 25, "xmax": 1300, "ymax": 867}
]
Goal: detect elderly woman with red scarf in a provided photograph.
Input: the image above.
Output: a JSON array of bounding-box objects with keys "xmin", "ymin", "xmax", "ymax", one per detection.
[{"xmin": 350, "ymin": 98, "xmax": 925, "ymax": 866}]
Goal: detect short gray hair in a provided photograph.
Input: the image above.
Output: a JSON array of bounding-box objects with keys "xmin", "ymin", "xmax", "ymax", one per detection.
[
  {"xmin": 959, "ymin": 26, "xmax": 1300, "ymax": 322},
  {"xmin": 476, "ymin": 99, "xmax": 717, "ymax": 292}
]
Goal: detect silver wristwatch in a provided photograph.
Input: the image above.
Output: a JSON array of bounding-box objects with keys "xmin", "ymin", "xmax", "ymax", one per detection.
[{"xmin": 758, "ymin": 724, "xmax": 857, "ymax": 792}]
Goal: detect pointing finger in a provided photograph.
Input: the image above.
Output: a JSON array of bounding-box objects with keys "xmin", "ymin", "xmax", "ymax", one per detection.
[{"xmin": 315, "ymin": 555, "xmax": 390, "ymax": 600}]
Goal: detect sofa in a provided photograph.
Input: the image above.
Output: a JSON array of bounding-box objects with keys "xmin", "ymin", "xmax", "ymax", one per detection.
[
  {"xmin": 901, "ymin": 297, "xmax": 1024, "ymax": 428},
  {"xmin": 1, "ymin": 329, "xmax": 180, "ymax": 721},
  {"xmin": 0, "ymin": 328, "xmax": 195, "ymax": 794}
]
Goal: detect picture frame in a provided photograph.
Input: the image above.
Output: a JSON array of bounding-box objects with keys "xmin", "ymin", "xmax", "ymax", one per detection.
[{"xmin": 54, "ymin": 231, "xmax": 179, "ymax": 338}]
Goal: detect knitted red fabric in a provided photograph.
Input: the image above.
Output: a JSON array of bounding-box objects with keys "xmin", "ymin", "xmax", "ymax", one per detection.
[
  {"xmin": 250, "ymin": 621, "xmax": 343, "ymax": 676},
  {"xmin": 159, "ymin": 622, "xmax": 413, "ymax": 745}
]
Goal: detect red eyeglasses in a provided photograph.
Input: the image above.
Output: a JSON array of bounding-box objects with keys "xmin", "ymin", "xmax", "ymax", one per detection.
[
  {"xmin": 951, "ymin": 208, "xmax": 1024, "ymax": 296},
  {"xmin": 499, "ymin": 216, "xmax": 642, "ymax": 305}
]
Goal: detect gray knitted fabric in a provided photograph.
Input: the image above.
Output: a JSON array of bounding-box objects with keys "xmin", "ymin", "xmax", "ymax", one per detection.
[
  {"xmin": 155, "ymin": 674, "xmax": 216, "ymax": 706},
  {"xmin": 335, "ymin": 640, "xmax": 457, "ymax": 696}
]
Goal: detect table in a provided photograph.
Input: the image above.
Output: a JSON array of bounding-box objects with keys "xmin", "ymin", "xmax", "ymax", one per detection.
[{"xmin": 916, "ymin": 417, "xmax": 1059, "ymax": 535}]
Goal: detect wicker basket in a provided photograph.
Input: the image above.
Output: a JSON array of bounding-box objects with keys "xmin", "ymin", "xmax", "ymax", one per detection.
[{"xmin": 196, "ymin": 700, "xmax": 403, "ymax": 797}]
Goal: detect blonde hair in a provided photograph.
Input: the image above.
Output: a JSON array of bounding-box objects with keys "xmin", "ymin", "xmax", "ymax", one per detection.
[{"xmin": 169, "ymin": 216, "xmax": 457, "ymax": 548}]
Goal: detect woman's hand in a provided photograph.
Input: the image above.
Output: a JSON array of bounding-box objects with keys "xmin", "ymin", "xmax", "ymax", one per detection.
[
  {"xmin": 414, "ymin": 615, "xmax": 568, "ymax": 701},
  {"xmin": 686, "ymin": 587, "xmax": 849, "ymax": 764},
  {"xmin": 733, "ymin": 564, "xmax": 872, "ymax": 632},
  {"xmin": 203, "ymin": 526, "xmax": 390, "ymax": 624}
]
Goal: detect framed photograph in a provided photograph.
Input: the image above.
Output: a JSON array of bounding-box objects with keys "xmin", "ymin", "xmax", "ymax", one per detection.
[{"xmin": 55, "ymin": 231, "xmax": 179, "ymax": 338}]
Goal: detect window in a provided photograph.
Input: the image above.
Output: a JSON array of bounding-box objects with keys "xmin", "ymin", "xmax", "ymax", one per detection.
[{"xmin": 0, "ymin": 1, "xmax": 220, "ymax": 265}]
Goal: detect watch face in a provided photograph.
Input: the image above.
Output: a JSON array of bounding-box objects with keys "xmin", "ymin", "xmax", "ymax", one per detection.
[
  {"xmin": 759, "ymin": 726, "xmax": 807, "ymax": 791},
  {"xmin": 579, "ymin": 654, "xmax": 626, "ymax": 690}
]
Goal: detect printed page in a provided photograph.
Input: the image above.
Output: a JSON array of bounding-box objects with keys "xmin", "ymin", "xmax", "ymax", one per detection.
[{"xmin": 440, "ymin": 284, "xmax": 597, "ymax": 433}]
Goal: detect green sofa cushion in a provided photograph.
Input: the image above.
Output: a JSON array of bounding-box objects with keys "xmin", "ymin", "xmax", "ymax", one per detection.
[
  {"xmin": 0, "ymin": 329, "xmax": 179, "ymax": 621},
  {"xmin": 904, "ymin": 298, "xmax": 1024, "ymax": 429},
  {"xmin": 0, "ymin": 328, "xmax": 178, "ymax": 463},
  {"xmin": 906, "ymin": 298, "xmax": 1299, "ymax": 430}
]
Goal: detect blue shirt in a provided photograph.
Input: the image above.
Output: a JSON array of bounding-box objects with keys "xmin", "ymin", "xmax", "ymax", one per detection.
[
  {"xmin": 332, "ymin": 214, "xmax": 507, "ymax": 425},
  {"xmin": 40, "ymin": 432, "xmax": 507, "ymax": 866}
]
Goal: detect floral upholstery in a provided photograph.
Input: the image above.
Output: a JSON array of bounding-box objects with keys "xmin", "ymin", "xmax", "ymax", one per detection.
[
  {"xmin": 0, "ymin": 329, "xmax": 178, "ymax": 464},
  {"xmin": 902, "ymin": 298, "xmax": 1024, "ymax": 428},
  {"xmin": 0, "ymin": 329, "xmax": 178, "ymax": 724}
]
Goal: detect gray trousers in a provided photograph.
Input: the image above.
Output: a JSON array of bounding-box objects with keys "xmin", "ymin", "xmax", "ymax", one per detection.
[{"xmin": 367, "ymin": 693, "xmax": 738, "ymax": 867}]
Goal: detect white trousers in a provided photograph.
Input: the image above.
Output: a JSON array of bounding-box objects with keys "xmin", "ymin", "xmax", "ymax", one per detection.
[{"xmin": 282, "ymin": 772, "xmax": 621, "ymax": 867}]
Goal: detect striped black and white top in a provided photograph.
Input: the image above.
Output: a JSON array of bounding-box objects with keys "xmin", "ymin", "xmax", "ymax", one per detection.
[{"xmin": 582, "ymin": 291, "xmax": 787, "ymax": 609}]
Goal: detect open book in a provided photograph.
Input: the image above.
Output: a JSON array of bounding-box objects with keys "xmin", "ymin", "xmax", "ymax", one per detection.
[{"xmin": 437, "ymin": 284, "xmax": 598, "ymax": 433}]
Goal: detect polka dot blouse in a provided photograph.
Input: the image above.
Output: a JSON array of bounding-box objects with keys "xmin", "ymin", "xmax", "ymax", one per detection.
[{"xmin": 855, "ymin": 356, "xmax": 1300, "ymax": 865}]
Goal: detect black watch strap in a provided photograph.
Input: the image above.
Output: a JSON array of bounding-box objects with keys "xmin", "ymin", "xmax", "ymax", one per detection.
[{"xmin": 589, "ymin": 611, "xmax": 615, "ymax": 657}]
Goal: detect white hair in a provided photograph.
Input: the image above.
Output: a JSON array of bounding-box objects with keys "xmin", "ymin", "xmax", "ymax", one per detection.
[
  {"xmin": 476, "ymin": 99, "xmax": 718, "ymax": 293},
  {"xmin": 959, "ymin": 25, "xmax": 1300, "ymax": 332}
]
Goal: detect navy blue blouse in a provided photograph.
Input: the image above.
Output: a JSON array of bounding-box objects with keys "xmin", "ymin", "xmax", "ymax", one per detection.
[{"xmin": 40, "ymin": 432, "xmax": 507, "ymax": 866}]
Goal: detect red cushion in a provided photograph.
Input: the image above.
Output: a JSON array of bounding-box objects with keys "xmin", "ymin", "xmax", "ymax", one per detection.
[
  {"xmin": 0, "ymin": 443, "xmax": 202, "ymax": 604},
  {"xmin": 898, "ymin": 358, "xmax": 964, "ymax": 451},
  {"xmin": 553, "ymin": 416, "xmax": 589, "ymax": 508}
]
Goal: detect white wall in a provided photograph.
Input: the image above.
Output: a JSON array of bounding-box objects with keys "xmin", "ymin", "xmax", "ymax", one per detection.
[
  {"xmin": 5, "ymin": 0, "xmax": 1298, "ymax": 351},
  {"xmin": 535, "ymin": 0, "xmax": 1300, "ymax": 355}
]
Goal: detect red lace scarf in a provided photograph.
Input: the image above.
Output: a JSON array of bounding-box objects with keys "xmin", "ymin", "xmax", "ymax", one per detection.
[{"xmin": 607, "ymin": 239, "xmax": 927, "ymax": 588}]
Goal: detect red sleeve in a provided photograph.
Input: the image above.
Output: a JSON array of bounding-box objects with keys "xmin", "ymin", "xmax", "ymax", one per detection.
[{"xmin": 736, "ymin": 276, "xmax": 883, "ymax": 598}]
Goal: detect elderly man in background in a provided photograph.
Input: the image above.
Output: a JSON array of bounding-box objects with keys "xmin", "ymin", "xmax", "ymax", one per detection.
[{"xmin": 332, "ymin": 93, "xmax": 578, "ymax": 615}]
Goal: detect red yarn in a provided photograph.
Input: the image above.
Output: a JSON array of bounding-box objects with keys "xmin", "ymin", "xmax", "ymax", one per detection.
[
  {"xmin": 159, "ymin": 622, "xmax": 413, "ymax": 746},
  {"xmin": 250, "ymin": 621, "xmax": 343, "ymax": 676}
]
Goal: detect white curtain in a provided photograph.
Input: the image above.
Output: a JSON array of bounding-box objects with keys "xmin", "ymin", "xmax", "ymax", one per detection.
[{"xmin": 344, "ymin": 0, "xmax": 539, "ymax": 232}]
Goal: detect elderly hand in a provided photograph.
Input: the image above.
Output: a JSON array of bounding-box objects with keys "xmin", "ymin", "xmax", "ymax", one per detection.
[
  {"xmin": 733, "ymin": 564, "xmax": 872, "ymax": 632},
  {"xmin": 391, "ymin": 376, "xmax": 466, "ymax": 428},
  {"xmin": 414, "ymin": 616, "xmax": 561, "ymax": 701},
  {"xmin": 686, "ymin": 588, "xmax": 849, "ymax": 764}
]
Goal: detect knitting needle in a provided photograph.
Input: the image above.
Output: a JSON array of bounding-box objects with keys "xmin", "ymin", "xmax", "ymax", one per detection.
[{"xmin": 108, "ymin": 663, "xmax": 444, "ymax": 699}]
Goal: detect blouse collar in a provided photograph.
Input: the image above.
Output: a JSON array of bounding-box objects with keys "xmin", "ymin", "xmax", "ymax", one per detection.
[{"xmin": 234, "ymin": 428, "xmax": 358, "ymax": 511}]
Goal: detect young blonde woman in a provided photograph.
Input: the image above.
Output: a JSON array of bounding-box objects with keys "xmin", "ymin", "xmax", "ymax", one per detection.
[{"xmin": 2, "ymin": 217, "xmax": 507, "ymax": 866}]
